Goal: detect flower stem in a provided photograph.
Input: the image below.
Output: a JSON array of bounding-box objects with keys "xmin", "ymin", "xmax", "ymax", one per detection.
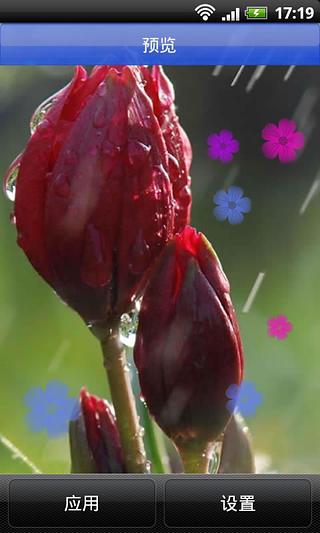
[
  {"xmin": 100, "ymin": 324, "xmax": 147, "ymax": 473},
  {"xmin": 179, "ymin": 441, "xmax": 213, "ymax": 474}
]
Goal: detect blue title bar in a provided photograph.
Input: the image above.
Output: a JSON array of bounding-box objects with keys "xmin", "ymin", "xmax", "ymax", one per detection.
[{"xmin": 0, "ymin": 23, "xmax": 319, "ymax": 65}]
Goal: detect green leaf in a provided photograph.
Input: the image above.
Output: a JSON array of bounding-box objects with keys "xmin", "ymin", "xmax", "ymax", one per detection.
[
  {"xmin": 129, "ymin": 352, "xmax": 169, "ymax": 474},
  {"xmin": 0, "ymin": 434, "xmax": 41, "ymax": 473}
]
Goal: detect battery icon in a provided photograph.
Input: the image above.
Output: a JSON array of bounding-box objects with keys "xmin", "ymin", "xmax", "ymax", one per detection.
[{"xmin": 245, "ymin": 6, "xmax": 268, "ymax": 19}]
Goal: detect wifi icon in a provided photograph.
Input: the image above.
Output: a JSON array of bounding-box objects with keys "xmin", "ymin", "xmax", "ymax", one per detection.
[{"xmin": 195, "ymin": 3, "xmax": 216, "ymax": 21}]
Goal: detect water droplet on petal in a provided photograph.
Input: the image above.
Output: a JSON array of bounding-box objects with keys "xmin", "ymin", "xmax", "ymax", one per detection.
[
  {"xmin": 129, "ymin": 234, "xmax": 151, "ymax": 275},
  {"xmin": 4, "ymin": 153, "xmax": 22, "ymax": 201},
  {"xmin": 161, "ymin": 110, "xmax": 172, "ymax": 132},
  {"xmin": 80, "ymin": 224, "xmax": 112, "ymax": 288},
  {"xmin": 65, "ymin": 149, "xmax": 77, "ymax": 167},
  {"xmin": 53, "ymin": 174, "xmax": 70, "ymax": 198},
  {"xmin": 103, "ymin": 140, "xmax": 118, "ymax": 157},
  {"xmin": 168, "ymin": 153, "xmax": 180, "ymax": 182},
  {"xmin": 151, "ymin": 165, "xmax": 163, "ymax": 181},
  {"xmin": 158, "ymin": 84, "xmax": 173, "ymax": 107},
  {"xmin": 128, "ymin": 140, "xmax": 151, "ymax": 167},
  {"xmin": 144, "ymin": 115, "xmax": 152, "ymax": 129},
  {"xmin": 97, "ymin": 82, "xmax": 107, "ymax": 97},
  {"xmin": 93, "ymin": 108, "xmax": 106, "ymax": 128},
  {"xmin": 30, "ymin": 91, "xmax": 59, "ymax": 134},
  {"xmin": 36, "ymin": 118, "xmax": 51, "ymax": 133},
  {"xmin": 178, "ymin": 185, "xmax": 192, "ymax": 207}
]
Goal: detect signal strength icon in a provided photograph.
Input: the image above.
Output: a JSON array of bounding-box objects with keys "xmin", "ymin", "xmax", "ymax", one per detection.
[
  {"xmin": 222, "ymin": 8, "xmax": 241, "ymax": 21},
  {"xmin": 195, "ymin": 4, "xmax": 216, "ymax": 22}
]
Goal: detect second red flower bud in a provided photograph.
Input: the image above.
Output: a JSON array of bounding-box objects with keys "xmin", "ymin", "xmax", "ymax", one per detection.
[{"xmin": 134, "ymin": 227, "xmax": 244, "ymax": 456}]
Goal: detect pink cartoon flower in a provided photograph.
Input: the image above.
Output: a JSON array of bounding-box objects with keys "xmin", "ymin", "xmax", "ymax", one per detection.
[
  {"xmin": 268, "ymin": 315, "xmax": 293, "ymax": 340},
  {"xmin": 208, "ymin": 130, "xmax": 240, "ymax": 163},
  {"xmin": 262, "ymin": 119, "xmax": 305, "ymax": 163}
]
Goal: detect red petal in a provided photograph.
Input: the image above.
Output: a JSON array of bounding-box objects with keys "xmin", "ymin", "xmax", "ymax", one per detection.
[
  {"xmin": 115, "ymin": 67, "xmax": 175, "ymax": 313},
  {"xmin": 141, "ymin": 67, "xmax": 192, "ymax": 233},
  {"xmin": 44, "ymin": 68, "xmax": 134, "ymax": 320},
  {"xmin": 15, "ymin": 66, "xmax": 87, "ymax": 284},
  {"xmin": 196, "ymin": 233, "xmax": 244, "ymax": 379}
]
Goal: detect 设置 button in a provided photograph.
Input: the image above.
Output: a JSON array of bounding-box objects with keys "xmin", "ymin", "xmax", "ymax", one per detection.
[{"xmin": 165, "ymin": 478, "xmax": 312, "ymax": 528}]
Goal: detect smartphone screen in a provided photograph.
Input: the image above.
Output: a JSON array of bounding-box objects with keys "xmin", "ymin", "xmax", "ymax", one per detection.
[{"xmin": 0, "ymin": 1, "xmax": 319, "ymax": 532}]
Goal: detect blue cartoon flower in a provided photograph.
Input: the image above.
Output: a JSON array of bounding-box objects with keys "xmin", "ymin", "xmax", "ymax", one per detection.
[
  {"xmin": 24, "ymin": 381, "xmax": 78, "ymax": 437},
  {"xmin": 213, "ymin": 186, "xmax": 251, "ymax": 225},
  {"xmin": 226, "ymin": 381, "xmax": 263, "ymax": 417}
]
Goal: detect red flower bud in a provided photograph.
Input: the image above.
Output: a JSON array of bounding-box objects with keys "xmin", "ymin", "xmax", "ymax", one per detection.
[
  {"xmin": 69, "ymin": 388, "xmax": 124, "ymax": 473},
  {"xmin": 4, "ymin": 66, "xmax": 192, "ymax": 324},
  {"xmin": 134, "ymin": 226, "xmax": 243, "ymax": 450}
]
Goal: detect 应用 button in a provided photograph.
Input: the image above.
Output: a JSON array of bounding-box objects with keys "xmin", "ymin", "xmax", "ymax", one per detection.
[
  {"xmin": 9, "ymin": 478, "xmax": 156, "ymax": 528},
  {"xmin": 165, "ymin": 478, "xmax": 312, "ymax": 528}
]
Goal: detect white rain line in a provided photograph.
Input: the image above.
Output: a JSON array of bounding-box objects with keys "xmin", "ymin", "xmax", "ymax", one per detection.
[
  {"xmin": 0, "ymin": 435, "xmax": 41, "ymax": 473},
  {"xmin": 223, "ymin": 165, "xmax": 240, "ymax": 188},
  {"xmin": 246, "ymin": 65, "xmax": 267, "ymax": 93},
  {"xmin": 231, "ymin": 65, "xmax": 245, "ymax": 87},
  {"xmin": 299, "ymin": 176, "xmax": 320, "ymax": 215},
  {"xmin": 48, "ymin": 340, "xmax": 70, "ymax": 373},
  {"xmin": 212, "ymin": 66, "xmax": 223, "ymax": 77},
  {"xmin": 293, "ymin": 87, "xmax": 318, "ymax": 129},
  {"xmin": 242, "ymin": 272, "xmax": 266, "ymax": 313},
  {"xmin": 284, "ymin": 65, "xmax": 296, "ymax": 82},
  {"xmin": 299, "ymin": 117, "xmax": 316, "ymax": 148}
]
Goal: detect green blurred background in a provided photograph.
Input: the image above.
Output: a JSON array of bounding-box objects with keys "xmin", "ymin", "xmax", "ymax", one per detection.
[{"xmin": 0, "ymin": 66, "xmax": 319, "ymax": 473}]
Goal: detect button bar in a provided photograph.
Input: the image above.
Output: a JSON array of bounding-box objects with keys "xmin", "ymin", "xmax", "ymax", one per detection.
[{"xmin": 0, "ymin": 474, "xmax": 317, "ymax": 532}]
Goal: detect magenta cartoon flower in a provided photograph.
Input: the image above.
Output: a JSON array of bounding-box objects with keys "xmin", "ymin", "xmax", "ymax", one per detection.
[
  {"xmin": 262, "ymin": 119, "xmax": 305, "ymax": 163},
  {"xmin": 208, "ymin": 130, "xmax": 240, "ymax": 163},
  {"xmin": 268, "ymin": 315, "xmax": 293, "ymax": 340}
]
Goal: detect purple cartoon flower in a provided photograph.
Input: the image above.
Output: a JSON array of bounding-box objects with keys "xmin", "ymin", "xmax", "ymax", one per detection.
[
  {"xmin": 208, "ymin": 130, "xmax": 240, "ymax": 163},
  {"xmin": 213, "ymin": 186, "xmax": 251, "ymax": 225},
  {"xmin": 268, "ymin": 315, "xmax": 293, "ymax": 340},
  {"xmin": 262, "ymin": 119, "xmax": 305, "ymax": 163}
]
